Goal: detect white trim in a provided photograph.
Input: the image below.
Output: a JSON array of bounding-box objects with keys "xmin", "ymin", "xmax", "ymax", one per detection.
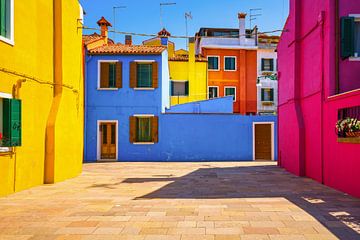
[
  {"xmin": 134, "ymin": 60, "xmax": 156, "ymax": 63},
  {"xmin": 349, "ymin": 14, "xmax": 360, "ymax": 19},
  {"xmin": 203, "ymin": 45, "xmax": 258, "ymax": 50},
  {"xmin": 96, "ymin": 120, "xmax": 119, "ymax": 161},
  {"xmin": 252, "ymin": 122, "xmax": 275, "ymax": 161},
  {"xmin": 349, "ymin": 57, "xmax": 360, "ymax": 61},
  {"xmin": 134, "ymin": 88, "xmax": 155, "ymax": 91},
  {"xmin": 224, "ymin": 86, "xmax": 237, "ymax": 102},
  {"xmin": 133, "ymin": 114, "xmax": 155, "ymax": 117},
  {"xmin": 261, "ymin": 87, "xmax": 275, "ymax": 102},
  {"xmin": 133, "ymin": 142, "xmax": 155, "ymax": 145},
  {"xmin": 97, "ymin": 60, "xmax": 119, "ymax": 89},
  {"xmin": 224, "ymin": 56, "xmax": 237, "ymax": 71},
  {"xmin": 208, "ymin": 86, "xmax": 219, "ymax": 98},
  {"xmin": 97, "ymin": 88, "xmax": 119, "ymax": 91},
  {"xmin": 207, "ymin": 55, "xmax": 220, "ymax": 71},
  {"xmin": 0, "ymin": 92, "xmax": 12, "ymax": 99},
  {"xmin": 0, "ymin": 0, "xmax": 15, "ymax": 46},
  {"xmin": 171, "ymin": 80, "xmax": 188, "ymax": 82}
]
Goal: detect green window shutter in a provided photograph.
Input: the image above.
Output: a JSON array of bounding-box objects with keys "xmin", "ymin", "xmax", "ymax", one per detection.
[
  {"xmin": 0, "ymin": 0, "xmax": 6, "ymax": 37},
  {"xmin": 261, "ymin": 59, "xmax": 265, "ymax": 71},
  {"xmin": 170, "ymin": 81, "xmax": 174, "ymax": 96},
  {"xmin": 3, "ymin": 99, "xmax": 22, "ymax": 147},
  {"xmin": 341, "ymin": 17, "xmax": 355, "ymax": 59},
  {"xmin": 270, "ymin": 89, "xmax": 274, "ymax": 101},
  {"xmin": 108, "ymin": 63, "xmax": 116, "ymax": 88},
  {"xmin": 261, "ymin": 89, "xmax": 265, "ymax": 101},
  {"xmin": 185, "ymin": 81, "xmax": 189, "ymax": 96},
  {"xmin": 269, "ymin": 59, "xmax": 274, "ymax": 71}
]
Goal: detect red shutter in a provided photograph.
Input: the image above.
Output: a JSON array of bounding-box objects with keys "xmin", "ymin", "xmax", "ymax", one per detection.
[
  {"xmin": 152, "ymin": 116, "xmax": 159, "ymax": 143},
  {"xmin": 129, "ymin": 116, "xmax": 137, "ymax": 143},
  {"xmin": 152, "ymin": 62, "xmax": 158, "ymax": 88},
  {"xmin": 116, "ymin": 62, "xmax": 122, "ymax": 88},
  {"xmin": 100, "ymin": 62, "xmax": 110, "ymax": 88},
  {"xmin": 130, "ymin": 62, "xmax": 137, "ymax": 88}
]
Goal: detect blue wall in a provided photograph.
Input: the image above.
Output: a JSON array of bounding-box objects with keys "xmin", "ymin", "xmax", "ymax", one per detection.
[{"xmin": 166, "ymin": 96, "xmax": 234, "ymax": 113}]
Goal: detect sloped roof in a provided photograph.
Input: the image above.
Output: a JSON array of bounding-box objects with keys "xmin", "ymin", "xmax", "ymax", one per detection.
[
  {"xmin": 88, "ymin": 44, "xmax": 166, "ymax": 55},
  {"xmin": 97, "ymin": 16, "xmax": 112, "ymax": 27},
  {"xmin": 169, "ymin": 55, "xmax": 208, "ymax": 62}
]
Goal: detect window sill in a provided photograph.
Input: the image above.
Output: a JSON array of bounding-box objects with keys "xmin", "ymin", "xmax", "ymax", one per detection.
[
  {"xmin": 171, "ymin": 96, "xmax": 189, "ymax": 97},
  {"xmin": 134, "ymin": 88, "xmax": 155, "ymax": 91},
  {"xmin": 133, "ymin": 142, "xmax": 155, "ymax": 145},
  {"xmin": 97, "ymin": 88, "xmax": 119, "ymax": 91},
  {"xmin": 349, "ymin": 57, "xmax": 360, "ymax": 61},
  {"xmin": 338, "ymin": 137, "xmax": 360, "ymax": 144},
  {"xmin": 0, "ymin": 36, "xmax": 14, "ymax": 46},
  {"xmin": 224, "ymin": 69, "xmax": 237, "ymax": 72},
  {"xmin": 208, "ymin": 69, "xmax": 220, "ymax": 72}
]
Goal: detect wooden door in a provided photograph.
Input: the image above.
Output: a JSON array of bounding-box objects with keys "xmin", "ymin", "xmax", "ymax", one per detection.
[
  {"xmin": 255, "ymin": 124, "xmax": 272, "ymax": 160},
  {"xmin": 100, "ymin": 122, "xmax": 116, "ymax": 159}
]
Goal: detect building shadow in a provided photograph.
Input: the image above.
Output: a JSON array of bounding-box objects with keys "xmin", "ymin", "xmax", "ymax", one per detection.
[{"xmin": 121, "ymin": 165, "xmax": 360, "ymax": 239}]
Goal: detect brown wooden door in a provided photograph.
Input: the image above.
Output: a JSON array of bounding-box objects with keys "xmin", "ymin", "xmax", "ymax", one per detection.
[
  {"xmin": 100, "ymin": 123, "xmax": 116, "ymax": 159},
  {"xmin": 255, "ymin": 124, "xmax": 272, "ymax": 160}
]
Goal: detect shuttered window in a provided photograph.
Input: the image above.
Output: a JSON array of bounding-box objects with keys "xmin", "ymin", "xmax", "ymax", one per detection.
[
  {"xmin": 130, "ymin": 62, "xmax": 158, "ymax": 89},
  {"xmin": 0, "ymin": 0, "xmax": 8, "ymax": 38},
  {"xmin": 261, "ymin": 88, "xmax": 274, "ymax": 102},
  {"xmin": 0, "ymin": 98, "xmax": 21, "ymax": 147},
  {"xmin": 261, "ymin": 59, "xmax": 274, "ymax": 71},
  {"xmin": 129, "ymin": 116, "xmax": 158, "ymax": 143},
  {"xmin": 171, "ymin": 81, "xmax": 189, "ymax": 96},
  {"xmin": 99, "ymin": 61, "xmax": 122, "ymax": 89}
]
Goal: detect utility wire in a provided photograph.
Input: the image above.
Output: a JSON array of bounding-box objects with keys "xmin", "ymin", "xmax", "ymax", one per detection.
[{"xmin": 82, "ymin": 26, "xmax": 286, "ymax": 39}]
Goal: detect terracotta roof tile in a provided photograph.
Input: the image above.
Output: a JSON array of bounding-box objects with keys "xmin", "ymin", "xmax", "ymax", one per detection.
[
  {"xmin": 89, "ymin": 44, "xmax": 166, "ymax": 55},
  {"xmin": 83, "ymin": 33, "xmax": 103, "ymax": 45},
  {"xmin": 169, "ymin": 55, "xmax": 208, "ymax": 62}
]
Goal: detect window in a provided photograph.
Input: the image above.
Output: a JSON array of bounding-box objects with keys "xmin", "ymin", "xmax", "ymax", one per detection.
[
  {"xmin": 341, "ymin": 16, "xmax": 360, "ymax": 59},
  {"xmin": 224, "ymin": 57, "xmax": 236, "ymax": 71},
  {"xmin": 129, "ymin": 116, "xmax": 159, "ymax": 144},
  {"xmin": 99, "ymin": 61, "xmax": 122, "ymax": 89},
  {"xmin": 0, "ymin": 0, "xmax": 13, "ymax": 44},
  {"xmin": 208, "ymin": 86, "xmax": 218, "ymax": 99},
  {"xmin": 0, "ymin": 97, "xmax": 21, "ymax": 150},
  {"xmin": 130, "ymin": 62, "xmax": 158, "ymax": 89},
  {"xmin": 261, "ymin": 88, "xmax": 274, "ymax": 102},
  {"xmin": 225, "ymin": 87, "xmax": 236, "ymax": 102},
  {"xmin": 171, "ymin": 81, "xmax": 189, "ymax": 96},
  {"xmin": 208, "ymin": 56, "xmax": 219, "ymax": 70},
  {"xmin": 261, "ymin": 59, "xmax": 274, "ymax": 71}
]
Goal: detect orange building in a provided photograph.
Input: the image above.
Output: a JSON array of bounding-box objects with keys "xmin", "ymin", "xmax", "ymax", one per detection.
[{"xmin": 196, "ymin": 13, "xmax": 258, "ymax": 114}]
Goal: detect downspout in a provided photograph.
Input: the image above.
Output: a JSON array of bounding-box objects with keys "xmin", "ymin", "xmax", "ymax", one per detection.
[
  {"xmin": 294, "ymin": 0, "xmax": 306, "ymax": 176},
  {"xmin": 335, "ymin": 0, "xmax": 340, "ymax": 94},
  {"xmin": 320, "ymin": 11, "xmax": 325, "ymax": 184},
  {"xmin": 45, "ymin": 0, "xmax": 62, "ymax": 184}
]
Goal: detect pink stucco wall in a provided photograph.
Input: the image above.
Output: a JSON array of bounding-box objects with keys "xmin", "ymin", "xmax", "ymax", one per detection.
[{"xmin": 278, "ymin": 0, "xmax": 360, "ymax": 198}]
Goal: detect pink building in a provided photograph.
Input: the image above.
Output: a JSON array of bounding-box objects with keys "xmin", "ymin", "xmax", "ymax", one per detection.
[{"xmin": 278, "ymin": 0, "xmax": 360, "ymax": 198}]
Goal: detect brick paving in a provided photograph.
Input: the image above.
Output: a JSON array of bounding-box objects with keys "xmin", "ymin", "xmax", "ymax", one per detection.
[{"xmin": 0, "ymin": 162, "xmax": 359, "ymax": 240}]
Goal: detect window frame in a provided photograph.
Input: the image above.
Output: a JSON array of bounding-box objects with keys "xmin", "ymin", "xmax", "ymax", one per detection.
[
  {"xmin": 224, "ymin": 56, "xmax": 237, "ymax": 71},
  {"xmin": 261, "ymin": 58, "xmax": 274, "ymax": 72},
  {"xmin": 171, "ymin": 80, "xmax": 189, "ymax": 97},
  {"xmin": 261, "ymin": 88, "xmax": 274, "ymax": 102},
  {"xmin": 0, "ymin": 92, "xmax": 13, "ymax": 153},
  {"xmin": 207, "ymin": 56, "xmax": 220, "ymax": 71},
  {"xmin": 133, "ymin": 60, "xmax": 156, "ymax": 90},
  {"xmin": 349, "ymin": 14, "xmax": 360, "ymax": 61},
  {"xmin": 0, "ymin": 0, "xmax": 14, "ymax": 45},
  {"xmin": 208, "ymin": 86, "xmax": 219, "ymax": 99},
  {"xmin": 224, "ymin": 86, "xmax": 237, "ymax": 102},
  {"xmin": 96, "ymin": 120, "xmax": 118, "ymax": 161},
  {"xmin": 132, "ymin": 114, "xmax": 155, "ymax": 145},
  {"xmin": 97, "ymin": 60, "xmax": 120, "ymax": 90}
]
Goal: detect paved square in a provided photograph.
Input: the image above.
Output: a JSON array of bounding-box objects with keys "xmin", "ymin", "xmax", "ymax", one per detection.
[{"xmin": 0, "ymin": 162, "xmax": 359, "ymax": 240}]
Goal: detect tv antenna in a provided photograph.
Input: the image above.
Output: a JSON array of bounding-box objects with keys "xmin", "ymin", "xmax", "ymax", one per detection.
[
  {"xmin": 185, "ymin": 12, "xmax": 193, "ymax": 50},
  {"xmin": 250, "ymin": 8, "xmax": 262, "ymax": 29},
  {"xmin": 113, "ymin": 5, "xmax": 127, "ymax": 42},
  {"xmin": 160, "ymin": 2, "xmax": 176, "ymax": 28}
]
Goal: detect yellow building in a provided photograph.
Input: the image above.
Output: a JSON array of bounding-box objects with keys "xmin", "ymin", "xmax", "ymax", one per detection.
[
  {"xmin": 143, "ymin": 30, "xmax": 208, "ymax": 105},
  {"xmin": 0, "ymin": 0, "xmax": 84, "ymax": 196}
]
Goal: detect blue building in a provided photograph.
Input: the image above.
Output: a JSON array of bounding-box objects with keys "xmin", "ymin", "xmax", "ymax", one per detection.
[{"xmin": 83, "ymin": 19, "xmax": 278, "ymax": 162}]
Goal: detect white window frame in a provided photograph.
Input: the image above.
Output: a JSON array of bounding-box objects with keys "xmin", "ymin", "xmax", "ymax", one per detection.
[
  {"xmin": 132, "ymin": 114, "xmax": 155, "ymax": 145},
  {"xmin": 96, "ymin": 120, "xmax": 119, "ymax": 161},
  {"xmin": 208, "ymin": 86, "xmax": 219, "ymax": 99},
  {"xmin": 207, "ymin": 55, "xmax": 220, "ymax": 71},
  {"xmin": 224, "ymin": 86, "xmax": 237, "ymax": 102},
  {"xmin": 252, "ymin": 122, "xmax": 275, "ymax": 161},
  {"xmin": 0, "ymin": 92, "xmax": 13, "ymax": 153},
  {"xmin": 224, "ymin": 56, "xmax": 237, "ymax": 71},
  {"xmin": 97, "ymin": 60, "xmax": 120, "ymax": 90},
  {"xmin": 0, "ymin": 0, "xmax": 14, "ymax": 45},
  {"xmin": 349, "ymin": 14, "xmax": 360, "ymax": 61},
  {"xmin": 261, "ymin": 88, "xmax": 274, "ymax": 102}
]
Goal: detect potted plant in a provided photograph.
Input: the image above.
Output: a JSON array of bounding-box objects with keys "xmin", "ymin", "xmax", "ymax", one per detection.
[{"xmin": 336, "ymin": 118, "xmax": 360, "ymax": 138}]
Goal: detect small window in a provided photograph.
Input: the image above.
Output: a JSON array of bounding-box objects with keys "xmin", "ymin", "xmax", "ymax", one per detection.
[
  {"xmin": 171, "ymin": 81, "xmax": 189, "ymax": 96},
  {"xmin": 261, "ymin": 88, "xmax": 274, "ymax": 102},
  {"xmin": 130, "ymin": 116, "xmax": 159, "ymax": 144},
  {"xmin": 208, "ymin": 86, "xmax": 218, "ymax": 99},
  {"xmin": 0, "ymin": 0, "xmax": 13, "ymax": 43},
  {"xmin": 99, "ymin": 61, "xmax": 122, "ymax": 89},
  {"xmin": 208, "ymin": 56, "xmax": 219, "ymax": 70},
  {"xmin": 225, "ymin": 87, "xmax": 236, "ymax": 102},
  {"xmin": 224, "ymin": 57, "xmax": 236, "ymax": 71},
  {"xmin": 137, "ymin": 64, "xmax": 153, "ymax": 88},
  {"xmin": 0, "ymin": 97, "xmax": 21, "ymax": 150},
  {"xmin": 341, "ymin": 16, "xmax": 360, "ymax": 58},
  {"xmin": 261, "ymin": 59, "xmax": 274, "ymax": 71}
]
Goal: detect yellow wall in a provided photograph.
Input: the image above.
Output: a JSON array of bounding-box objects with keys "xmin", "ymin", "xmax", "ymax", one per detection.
[
  {"xmin": 143, "ymin": 38, "xmax": 175, "ymax": 57},
  {"xmin": 0, "ymin": 0, "xmax": 83, "ymax": 196},
  {"xmin": 169, "ymin": 42, "xmax": 208, "ymax": 105}
]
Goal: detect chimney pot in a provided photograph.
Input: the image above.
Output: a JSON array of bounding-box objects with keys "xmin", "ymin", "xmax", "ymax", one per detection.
[
  {"xmin": 125, "ymin": 35, "xmax": 132, "ymax": 45},
  {"xmin": 238, "ymin": 13, "xmax": 247, "ymax": 19}
]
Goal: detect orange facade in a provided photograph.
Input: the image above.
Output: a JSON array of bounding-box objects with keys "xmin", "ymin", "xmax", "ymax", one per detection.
[{"xmin": 203, "ymin": 48, "xmax": 257, "ymax": 114}]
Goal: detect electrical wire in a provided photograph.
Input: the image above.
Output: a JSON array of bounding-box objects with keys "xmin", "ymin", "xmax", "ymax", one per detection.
[{"xmin": 82, "ymin": 26, "xmax": 286, "ymax": 39}]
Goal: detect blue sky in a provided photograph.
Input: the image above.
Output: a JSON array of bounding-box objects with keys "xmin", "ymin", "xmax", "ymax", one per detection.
[{"xmin": 79, "ymin": 0, "xmax": 289, "ymax": 50}]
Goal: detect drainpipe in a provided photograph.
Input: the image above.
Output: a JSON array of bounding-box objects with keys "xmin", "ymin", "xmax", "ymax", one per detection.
[
  {"xmin": 45, "ymin": 0, "xmax": 62, "ymax": 184},
  {"xmin": 294, "ymin": 0, "xmax": 306, "ymax": 176},
  {"xmin": 320, "ymin": 11, "xmax": 325, "ymax": 184},
  {"xmin": 335, "ymin": 0, "xmax": 340, "ymax": 94}
]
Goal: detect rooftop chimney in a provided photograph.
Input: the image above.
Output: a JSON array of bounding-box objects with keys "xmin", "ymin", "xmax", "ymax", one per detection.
[
  {"xmin": 97, "ymin": 17, "xmax": 112, "ymax": 44},
  {"xmin": 238, "ymin": 13, "xmax": 246, "ymax": 45},
  {"xmin": 158, "ymin": 28, "xmax": 171, "ymax": 46},
  {"xmin": 125, "ymin": 35, "xmax": 132, "ymax": 45}
]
